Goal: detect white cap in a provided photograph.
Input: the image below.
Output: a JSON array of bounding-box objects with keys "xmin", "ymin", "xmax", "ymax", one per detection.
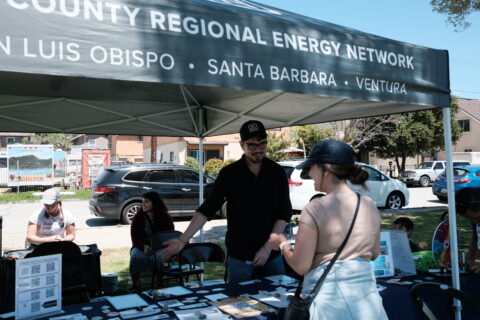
[{"xmin": 41, "ymin": 188, "xmax": 60, "ymax": 205}]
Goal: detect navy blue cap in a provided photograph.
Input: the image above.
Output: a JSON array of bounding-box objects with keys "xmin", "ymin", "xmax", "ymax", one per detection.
[{"xmin": 296, "ymin": 140, "xmax": 355, "ymax": 170}]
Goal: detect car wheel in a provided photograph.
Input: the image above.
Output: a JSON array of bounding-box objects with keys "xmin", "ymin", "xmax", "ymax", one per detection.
[
  {"xmin": 419, "ymin": 176, "xmax": 430, "ymax": 187},
  {"xmin": 437, "ymin": 195, "xmax": 448, "ymax": 202},
  {"xmin": 121, "ymin": 202, "xmax": 141, "ymax": 225},
  {"xmin": 386, "ymin": 192, "xmax": 403, "ymax": 209}
]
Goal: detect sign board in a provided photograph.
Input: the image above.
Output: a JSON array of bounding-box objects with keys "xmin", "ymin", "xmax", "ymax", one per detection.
[
  {"xmin": 7, "ymin": 145, "xmax": 54, "ymax": 187},
  {"xmin": 371, "ymin": 230, "xmax": 416, "ymax": 277},
  {"xmin": 81, "ymin": 150, "xmax": 111, "ymax": 188},
  {"xmin": 15, "ymin": 254, "xmax": 62, "ymax": 319}
]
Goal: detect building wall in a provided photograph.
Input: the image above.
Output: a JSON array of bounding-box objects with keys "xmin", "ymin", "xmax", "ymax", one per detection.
[
  {"xmin": 111, "ymin": 135, "xmax": 144, "ymax": 162},
  {"xmin": 437, "ymin": 108, "xmax": 480, "ymax": 160}
]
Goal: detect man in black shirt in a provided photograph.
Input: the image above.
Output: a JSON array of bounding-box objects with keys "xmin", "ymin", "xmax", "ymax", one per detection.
[{"xmin": 162, "ymin": 120, "xmax": 292, "ymax": 282}]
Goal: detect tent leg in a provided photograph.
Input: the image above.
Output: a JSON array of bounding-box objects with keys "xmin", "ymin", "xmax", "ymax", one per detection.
[
  {"xmin": 198, "ymin": 108, "xmax": 205, "ymax": 243},
  {"xmin": 443, "ymin": 107, "xmax": 461, "ymax": 320}
]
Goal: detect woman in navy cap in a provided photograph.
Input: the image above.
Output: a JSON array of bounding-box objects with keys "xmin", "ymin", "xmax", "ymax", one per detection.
[{"xmin": 269, "ymin": 140, "xmax": 387, "ymax": 320}]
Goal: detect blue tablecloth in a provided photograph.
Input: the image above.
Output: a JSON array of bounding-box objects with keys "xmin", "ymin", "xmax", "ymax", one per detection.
[{"xmin": 19, "ymin": 273, "xmax": 480, "ymax": 320}]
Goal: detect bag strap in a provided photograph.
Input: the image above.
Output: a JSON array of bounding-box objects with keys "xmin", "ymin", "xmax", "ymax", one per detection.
[{"xmin": 300, "ymin": 193, "xmax": 362, "ymax": 303}]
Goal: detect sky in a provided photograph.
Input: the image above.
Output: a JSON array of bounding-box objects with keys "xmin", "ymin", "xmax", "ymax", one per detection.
[{"xmin": 255, "ymin": 0, "xmax": 480, "ymax": 100}]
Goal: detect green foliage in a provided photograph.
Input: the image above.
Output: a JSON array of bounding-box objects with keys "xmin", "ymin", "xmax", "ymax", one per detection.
[
  {"xmin": 355, "ymin": 98, "xmax": 462, "ymax": 171},
  {"xmin": 430, "ymin": 0, "xmax": 480, "ymax": 30},
  {"xmin": 292, "ymin": 125, "xmax": 334, "ymax": 152},
  {"xmin": 223, "ymin": 159, "xmax": 236, "ymax": 167},
  {"xmin": 266, "ymin": 133, "xmax": 291, "ymax": 162},
  {"xmin": 204, "ymin": 158, "xmax": 224, "ymax": 178},
  {"xmin": 22, "ymin": 133, "xmax": 72, "ymax": 151},
  {"xmin": 184, "ymin": 156, "xmax": 199, "ymax": 169}
]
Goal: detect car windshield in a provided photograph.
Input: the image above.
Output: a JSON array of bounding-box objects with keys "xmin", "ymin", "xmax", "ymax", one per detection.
[
  {"xmin": 439, "ymin": 168, "xmax": 469, "ymax": 178},
  {"xmin": 416, "ymin": 162, "xmax": 433, "ymax": 169}
]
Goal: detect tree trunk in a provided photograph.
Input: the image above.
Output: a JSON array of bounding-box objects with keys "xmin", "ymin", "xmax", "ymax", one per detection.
[{"xmin": 150, "ymin": 136, "xmax": 157, "ymax": 163}]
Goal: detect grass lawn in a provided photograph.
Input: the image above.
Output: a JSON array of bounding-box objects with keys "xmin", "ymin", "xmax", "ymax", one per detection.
[
  {"xmin": 100, "ymin": 245, "xmax": 227, "ymax": 295},
  {"xmin": 0, "ymin": 189, "xmax": 91, "ymax": 203},
  {"xmin": 100, "ymin": 209, "xmax": 475, "ymax": 295}
]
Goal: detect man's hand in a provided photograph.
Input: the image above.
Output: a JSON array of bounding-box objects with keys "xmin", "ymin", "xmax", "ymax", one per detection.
[
  {"xmin": 144, "ymin": 244, "xmax": 153, "ymax": 256},
  {"xmin": 268, "ymin": 233, "xmax": 286, "ymax": 251},
  {"xmin": 161, "ymin": 238, "xmax": 186, "ymax": 259},
  {"xmin": 468, "ymin": 261, "xmax": 480, "ymax": 274},
  {"xmin": 252, "ymin": 245, "xmax": 271, "ymax": 267}
]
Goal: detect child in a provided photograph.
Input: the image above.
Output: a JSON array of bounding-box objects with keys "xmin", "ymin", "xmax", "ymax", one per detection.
[{"xmin": 393, "ymin": 217, "xmax": 422, "ymax": 252}]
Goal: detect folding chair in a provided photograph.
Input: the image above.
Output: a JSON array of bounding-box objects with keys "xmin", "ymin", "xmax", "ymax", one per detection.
[
  {"xmin": 150, "ymin": 230, "xmax": 183, "ymax": 288},
  {"xmin": 30, "ymin": 242, "xmax": 87, "ymax": 303},
  {"xmin": 411, "ymin": 282, "xmax": 480, "ymax": 320},
  {"xmin": 174, "ymin": 242, "xmax": 226, "ymax": 285}
]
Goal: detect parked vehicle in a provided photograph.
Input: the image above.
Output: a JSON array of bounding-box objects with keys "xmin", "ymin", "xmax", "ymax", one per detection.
[
  {"xmin": 89, "ymin": 163, "xmax": 218, "ymax": 224},
  {"xmin": 432, "ymin": 166, "xmax": 480, "ymax": 201},
  {"xmin": 279, "ymin": 160, "xmax": 410, "ymax": 211},
  {"xmin": 399, "ymin": 160, "xmax": 470, "ymax": 187}
]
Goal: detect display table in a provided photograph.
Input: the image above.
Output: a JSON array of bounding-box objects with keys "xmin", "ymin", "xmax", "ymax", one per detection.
[{"xmin": 11, "ymin": 273, "xmax": 476, "ymax": 320}]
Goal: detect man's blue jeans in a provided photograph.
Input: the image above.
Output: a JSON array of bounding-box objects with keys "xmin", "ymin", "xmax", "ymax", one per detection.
[{"xmin": 226, "ymin": 255, "xmax": 285, "ymax": 283}]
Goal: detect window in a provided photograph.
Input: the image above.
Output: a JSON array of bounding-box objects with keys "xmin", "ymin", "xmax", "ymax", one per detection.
[
  {"xmin": 169, "ymin": 152, "xmax": 175, "ymax": 163},
  {"xmin": 177, "ymin": 170, "xmax": 199, "ymax": 183},
  {"xmin": 88, "ymin": 139, "xmax": 96, "ymax": 146},
  {"xmin": 464, "ymin": 148, "xmax": 473, "ymax": 152},
  {"xmin": 138, "ymin": 136, "xmax": 143, "ymax": 142},
  {"xmin": 362, "ymin": 166, "xmax": 384, "ymax": 181},
  {"xmin": 123, "ymin": 170, "xmax": 147, "ymax": 182},
  {"xmin": 6, "ymin": 137, "xmax": 15, "ymax": 144},
  {"xmin": 434, "ymin": 162, "xmax": 444, "ymax": 170},
  {"xmin": 0, "ymin": 158, "xmax": 6, "ymax": 168},
  {"xmin": 206, "ymin": 150, "xmax": 221, "ymax": 161},
  {"xmin": 148, "ymin": 170, "xmax": 176, "ymax": 183},
  {"xmin": 458, "ymin": 119, "xmax": 470, "ymax": 132}
]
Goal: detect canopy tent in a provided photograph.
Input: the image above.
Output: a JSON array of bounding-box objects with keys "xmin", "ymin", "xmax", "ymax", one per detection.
[{"xmin": 0, "ymin": 0, "xmax": 461, "ymax": 316}]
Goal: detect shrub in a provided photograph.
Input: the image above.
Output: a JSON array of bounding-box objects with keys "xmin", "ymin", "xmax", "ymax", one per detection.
[
  {"xmin": 184, "ymin": 156, "xmax": 199, "ymax": 169},
  {"xmin": 223, "ymin": 159, "xmax": 236, "ymax": 167},
  {"xmin": 204, "ymin": 158, "xmax": 224, "ymax": 178}
]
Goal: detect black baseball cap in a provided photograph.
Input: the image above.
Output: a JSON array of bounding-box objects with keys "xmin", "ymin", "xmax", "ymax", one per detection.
[
  {"xmin": 240, "ymin": 120, "xmax": 267, "ymax": 141},
  {"xmin": 296, "ymin": 139, "xmax": 355, "ymax": 170}
]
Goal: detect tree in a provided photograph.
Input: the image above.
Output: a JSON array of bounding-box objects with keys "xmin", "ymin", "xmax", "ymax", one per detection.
[
  {"xmin": 266, "ymin": 133, "xmax": 291, "ymax": 162},
  {"xmin": 357, "ymin": 98, "xmax": 462, "ymax": 172},
  {"xmin": 292, "ymin": 125, "xmax": 335, "ymax": 152},
  {"xmin": 430, "ymin": 0, "xmax": 480, "ymax": 30},
  {"xmin": 22, "ymin": 133, "xmax": 72, "ymax": 151}
]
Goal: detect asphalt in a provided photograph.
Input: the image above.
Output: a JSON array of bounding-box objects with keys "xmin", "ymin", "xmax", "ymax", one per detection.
[{"xmin": 0, "ymin": 186, "xmax": 447, "ymax": 251}]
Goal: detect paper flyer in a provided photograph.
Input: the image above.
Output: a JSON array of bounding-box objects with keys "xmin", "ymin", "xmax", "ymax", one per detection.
[
  {"xmin": 15, "ymin": 254, "xmax": 62, "ymax": 319},
  {"xmin": 370, "ymin": 232, "xmax": 394, "ymax": 277}
]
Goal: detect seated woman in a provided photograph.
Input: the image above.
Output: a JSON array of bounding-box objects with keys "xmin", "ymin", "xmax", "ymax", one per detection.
[
  {"xmin": 130, "ymin": 191, "xmax": 175, "ymax": 292},
  {"xmin": 26, "ymin": 188, "xmax": 76, "ymax": 249},
  {"xmin": 269, "ymin": 140, "xmax": 387, "ymax": 320}
]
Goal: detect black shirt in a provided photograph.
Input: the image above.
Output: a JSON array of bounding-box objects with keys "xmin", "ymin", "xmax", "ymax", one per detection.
[{"xmin": 198, "ymin": 155, "xmax": 292, "ymax": 261}]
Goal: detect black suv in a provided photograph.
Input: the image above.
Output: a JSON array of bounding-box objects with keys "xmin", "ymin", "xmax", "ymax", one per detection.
[{"xmin": 89, "ymin": 163, "xmax": 217, "ymax": 224}]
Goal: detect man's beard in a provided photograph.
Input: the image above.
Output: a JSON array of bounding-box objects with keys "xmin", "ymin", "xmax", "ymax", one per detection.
[{"xmin": 246, "ymin": 153, "xmax": 264, "ymax": 163}]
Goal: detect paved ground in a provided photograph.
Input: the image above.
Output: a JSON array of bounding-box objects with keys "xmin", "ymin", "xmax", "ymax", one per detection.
[{"xmin": 0, "ymin": 186, "xmax": 446, "ymax": 251}]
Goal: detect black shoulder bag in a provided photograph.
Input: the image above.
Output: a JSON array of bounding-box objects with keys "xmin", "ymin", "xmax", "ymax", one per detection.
[{"xmin": 283, "ymin": 193, "xmax": 361, "ymax": 320}]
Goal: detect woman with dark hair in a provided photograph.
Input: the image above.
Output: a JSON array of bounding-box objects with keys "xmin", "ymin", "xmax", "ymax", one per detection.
[
  {"xmin": 129, "ymin": 191, "xmax": 174, "ymax": 292},
  {"xmin": 269, "ymin": 140, "xmax": 387, "ymax": 320}
]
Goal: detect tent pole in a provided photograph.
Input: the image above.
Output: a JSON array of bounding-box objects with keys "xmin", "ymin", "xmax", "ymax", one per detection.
[
  {"xmin": 198, "ymin": 108, "xmax": 205, "ymax": 243},
  {"xmin": 443, "ymin": 106, "xmax": 462, "ymax": 320}
]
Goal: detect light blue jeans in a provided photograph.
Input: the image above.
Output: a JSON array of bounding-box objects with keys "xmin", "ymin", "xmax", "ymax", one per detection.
[
  {"xmin": 226, "ymin": 255, "xmax": 285, "ymax": 283},
  {"xmin": 302, "ymin": 258, "xmax": 388, "ymax": 320}
]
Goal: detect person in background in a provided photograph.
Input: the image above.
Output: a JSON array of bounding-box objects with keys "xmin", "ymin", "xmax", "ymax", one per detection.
[
  {"xmin": 26, "ymin": 188, "xmax": 76, "ymax": 249},
  {"xmin": 393, "ymin": 217, "xmax": 424, "ymax": 252},
  {"xmin": 455, "ymin": 187, "xmax": 480, "ymax": 274},
  {"xmin": 269, "ymin": 140, "xmax": 387, "ymax": 319},
  {"xmin": 162, "ymin": 120, "xmax": 292, "ymax": 282},
  {"xmin": 130, "ymin": 191, "xmax": 174, "ymax": 292}
]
